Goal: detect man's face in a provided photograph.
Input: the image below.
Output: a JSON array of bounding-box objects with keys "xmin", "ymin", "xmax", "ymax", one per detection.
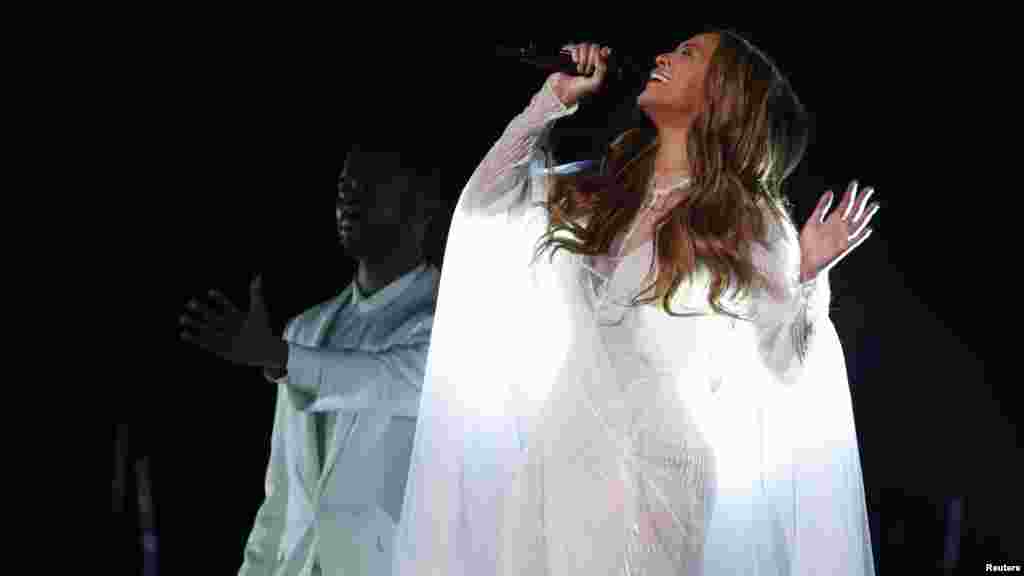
[{"xmin": 335, "ymin": 148, "xmax": 422, "ymax": 259}]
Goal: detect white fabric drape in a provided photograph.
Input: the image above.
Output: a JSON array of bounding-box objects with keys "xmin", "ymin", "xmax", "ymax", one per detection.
[{"xmin": 394, "ymin": 79, "xmax": 874, "ymax": 575}]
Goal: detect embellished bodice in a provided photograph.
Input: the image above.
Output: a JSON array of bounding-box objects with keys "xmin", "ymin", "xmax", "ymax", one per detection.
[{"xmin": 556, "ymin": 173, "xmax": 721, "ymax": 573}]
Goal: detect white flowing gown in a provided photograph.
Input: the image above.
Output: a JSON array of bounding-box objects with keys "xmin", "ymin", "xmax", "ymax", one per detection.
[{"xmin": 393, "ymin": 78, "xmax": 875, "ymax": 576}]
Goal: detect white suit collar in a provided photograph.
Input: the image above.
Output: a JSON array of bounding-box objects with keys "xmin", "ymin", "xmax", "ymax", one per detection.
[{"xmin": 351, "ymin": 262, "xmax": 429, "ymax": 315}]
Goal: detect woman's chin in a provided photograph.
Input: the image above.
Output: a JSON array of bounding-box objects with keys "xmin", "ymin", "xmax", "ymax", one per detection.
[
  {"xmin": 636, "ymin": 85, "xmax": 660, "ymax": 107},
  {"xmin": 636, "ymin": 91, "xmax": 657, "ymax": 113},
  {"xmin": 636, "ymin": 92, "xmax": 680, "ymax": 123}
]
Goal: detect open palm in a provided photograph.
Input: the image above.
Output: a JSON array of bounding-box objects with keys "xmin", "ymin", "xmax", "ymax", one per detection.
[
  {"xmin": 179, "ymin": 275, "xmax": 277, "ymax": 368},
  {"xmin": 800, "ymin": 180, "xmax": 880, "ymax": 281}
]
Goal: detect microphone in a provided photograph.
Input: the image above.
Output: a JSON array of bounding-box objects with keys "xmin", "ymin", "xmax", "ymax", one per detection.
[{"xmin": 495, "ymin": 44, "xmax": 651, "ymax": 87}]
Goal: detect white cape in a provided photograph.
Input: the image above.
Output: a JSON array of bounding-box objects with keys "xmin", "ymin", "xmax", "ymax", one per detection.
[{"xmin": 394, "ymin": 142, "xmax": 874, "ymax": 576}]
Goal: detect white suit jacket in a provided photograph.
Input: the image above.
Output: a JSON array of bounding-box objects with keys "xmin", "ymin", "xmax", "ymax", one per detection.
[{"xmin": 240, "ymin": 263, "xmax": 439, "ymax": 576}]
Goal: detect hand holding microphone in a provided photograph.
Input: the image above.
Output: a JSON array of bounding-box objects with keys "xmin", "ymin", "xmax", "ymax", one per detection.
[
  {"xmin": 550, "ymin": 43, "xmax": 613, "ymax": 108},
  {"xmin": 495, "ymin": 42, "xmax": 650, "ymax": 106}
]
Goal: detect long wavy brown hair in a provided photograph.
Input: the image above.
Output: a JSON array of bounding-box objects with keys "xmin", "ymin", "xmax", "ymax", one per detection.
[{"xmin": 533, "ymin": 30, "xmax": 810, "ymax": 317}]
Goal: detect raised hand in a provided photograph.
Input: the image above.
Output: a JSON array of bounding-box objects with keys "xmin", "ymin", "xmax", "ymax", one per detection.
[
  {"xmin": 179, "ymin": 275, "xmax": 285, "ymax": 370},
  {"xmin": 550, "ymin": 42, "xmax": 613, "ymax": 107},
  {"xmin": 799, "ymin": 180, "xmax": 881, "ymax": 282}
]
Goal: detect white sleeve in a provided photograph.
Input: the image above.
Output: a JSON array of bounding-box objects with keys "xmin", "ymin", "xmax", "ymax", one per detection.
[
  {"xmin": 459, "ymin": 77, "xmax": 578, "ymax": 217},
  {"xmin": 760, "ymin": 303, "xmax": 876, "ymax": 575},
  {"xmin": 753, "ymin": 209, "xmax": 875, "ymax": 574},
  {"xmin": 749, "ymin": 210, "xmax": 832, "ymax": 387},
  {"xmin": 280, "ymin": 316, "xmax": 432, "ymax": 418},
  {"xmin": 282, "ymin": 343, "xmax": 427, "ymax": 418},
  {"xmin": 393, "ymin": 78, "xmax": 586, "ymax": 576}
]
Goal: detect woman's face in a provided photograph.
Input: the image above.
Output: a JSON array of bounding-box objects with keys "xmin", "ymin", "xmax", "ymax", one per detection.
[{"xmin": 637, "ymin": 33, "xmax": 721, "ymax": 125}]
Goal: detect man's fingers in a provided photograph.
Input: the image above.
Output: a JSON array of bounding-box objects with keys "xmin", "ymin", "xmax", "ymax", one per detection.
[
  {"xmin": 180, "ymin": 311, "xmax": 235, "ymax": 340},
  {"xmin": 186, "ymin": 299, "xmax": 219, "ymax": 324},
  {"xmin": 181, "ymin": 325, "xmax": 232, "ymax": 358},
  {"xmin": 182, "ymin": 330, "xmax": 221, "ymax": 357},
  {"xmin": 208, "ymin": 290, "xmax": 242, "ymax": 316},
  {"xmin": 182, "ymin": 300, "xmax": 225, "ymax": 327}
]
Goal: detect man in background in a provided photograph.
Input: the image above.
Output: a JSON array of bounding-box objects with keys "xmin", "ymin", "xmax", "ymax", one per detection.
[{"xmin": 180, "ymin": 134, "xmax": 443, "ymax": 575}]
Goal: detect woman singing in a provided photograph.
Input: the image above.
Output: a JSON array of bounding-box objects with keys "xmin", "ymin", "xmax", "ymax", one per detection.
[{"xmin": 395, "ymin": 29, "xmax": 878, "ymax": 575}]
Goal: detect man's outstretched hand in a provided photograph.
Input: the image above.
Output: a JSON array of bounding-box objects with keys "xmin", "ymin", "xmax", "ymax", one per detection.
[{"xmin": 179, "ymin": 275, "xmax": 288, "ymax": 371}]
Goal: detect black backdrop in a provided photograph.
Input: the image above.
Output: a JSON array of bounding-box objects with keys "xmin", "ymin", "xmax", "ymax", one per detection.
[{"xmin": 103, "ymin": 18, "xmax": 1012, "ymax": 574}]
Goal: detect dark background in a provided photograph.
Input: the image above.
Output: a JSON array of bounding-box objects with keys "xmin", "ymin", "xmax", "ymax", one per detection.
[{"xmin": 105, "ymin": 18, "xmax": 1012, "ymax": 575}]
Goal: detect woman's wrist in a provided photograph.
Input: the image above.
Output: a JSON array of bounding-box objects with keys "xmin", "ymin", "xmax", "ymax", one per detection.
[
  {"xmin": 799, "ymin": 265, "xmax": 818, "ymax": 284},
  {"xmin": 548, "ymin": 76, "xmax": 578, "ymax": 108}
]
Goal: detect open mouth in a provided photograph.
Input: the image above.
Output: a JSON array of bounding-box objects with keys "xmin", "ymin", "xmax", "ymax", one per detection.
[{"xmin": 648, "ymin": 70, "xmax": 671, "ymax": 84}]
